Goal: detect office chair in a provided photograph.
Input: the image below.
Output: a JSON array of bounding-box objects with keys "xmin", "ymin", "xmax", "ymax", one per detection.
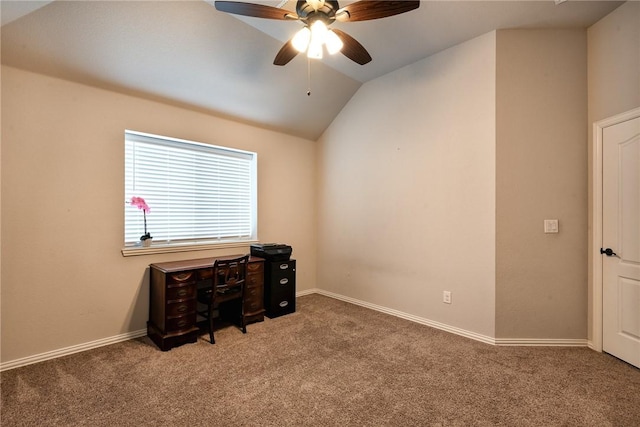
[{"xmin": 196, "ymin": 255, "xmax": 249, "ymax": 344}]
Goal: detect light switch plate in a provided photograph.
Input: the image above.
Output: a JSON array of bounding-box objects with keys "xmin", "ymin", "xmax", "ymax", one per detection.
[
  {"xmin": 443, "ymin": 291, "xmax": 452, "ymax": 304},
  {"xmin": 544, "ymin": 219, "xmax": 559, "ymax": 233}
]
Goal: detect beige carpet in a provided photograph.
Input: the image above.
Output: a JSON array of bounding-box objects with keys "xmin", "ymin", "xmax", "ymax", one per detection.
[{"xmin": 2, "ymin": 294, "xmax": 639, "ymax": 426}]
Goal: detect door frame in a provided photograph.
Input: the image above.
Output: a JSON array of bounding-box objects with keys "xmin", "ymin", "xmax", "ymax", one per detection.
[{"xmin": 591, "ymin": 106, "xmax": 640, "ymax": 353}]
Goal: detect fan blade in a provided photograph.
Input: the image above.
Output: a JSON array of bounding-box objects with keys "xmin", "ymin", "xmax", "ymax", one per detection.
[
  {"xmin": 331, "ymin": 29, "xmax": 371, "ymax": 65},
  {"xmin": 274, "ymin": 40, "xmax": 299, "ymax": 66},
  {"xmin": 335, "ymin": 0, "xmax": 419, "ymax": 22},
  {"xmin": 215, "ymin": 1, "xmax": 298, "ymax": 20}
]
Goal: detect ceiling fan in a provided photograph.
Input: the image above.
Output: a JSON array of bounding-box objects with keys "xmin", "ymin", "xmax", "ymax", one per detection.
[{"xmin": 215, "ymin": 0, "xmax": 420, "ymax": 66}]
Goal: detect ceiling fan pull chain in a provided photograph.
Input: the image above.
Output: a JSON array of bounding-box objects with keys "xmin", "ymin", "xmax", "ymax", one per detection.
[{"xmin": 307, "ymin": 57, "xmax": 312, "ymax": 96}]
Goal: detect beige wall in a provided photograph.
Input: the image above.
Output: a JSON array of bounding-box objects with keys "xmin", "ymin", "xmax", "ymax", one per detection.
[
  {"xmin": 318, "ymin": 28, "xmax": 592, "ymax": 341},
  {"xmin": 586, "ymin": 1, "xmax": 640, "ymax": 342},
  {"xmin": 317, "ymin": 32, "xmax": 497, "ymax": 337},
  {"xmin": 495, "ymin": 30, "xmax": 588, "ymax": 339},
  {"xmin": 1, "ymin": 66, "xmax": 317, "ymax": 363},
  {"xmin": 587, "ymin": 1, "xmax": 640, "ymax": 126}
]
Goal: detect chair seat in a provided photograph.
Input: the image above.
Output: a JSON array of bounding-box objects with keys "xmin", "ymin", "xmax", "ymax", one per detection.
[{"xmin": 216, "ymin": 286, "xmax": 241, "ymax": 295}]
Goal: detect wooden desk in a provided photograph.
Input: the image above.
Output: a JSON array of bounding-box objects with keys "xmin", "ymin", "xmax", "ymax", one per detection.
[{"xmin": 148, "ymin": 255, "xmax": 265, "ymax": 351}]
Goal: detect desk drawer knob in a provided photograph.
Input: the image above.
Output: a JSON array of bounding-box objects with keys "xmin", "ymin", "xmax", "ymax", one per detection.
[
  {"xmin": 176, "ymin": 289, "xmax": 188, "ymax": 297},
  {"xmin": 279, "ymin": 278, "xmax": 289, "ymax": 285},
  {"xmin": 279, "ymin": 301, "xmax": 289, "ymax": 307},
  {"xmin": 279, "ymin": 264, "xmax": 289, "ymax": 270},
  {"xmin": 177, "ymin": 320, "xmax": 187, "ymax": 328},
  {"xmin": 177, "ymin": 305, "xmax": 188, "ymax": 313}
]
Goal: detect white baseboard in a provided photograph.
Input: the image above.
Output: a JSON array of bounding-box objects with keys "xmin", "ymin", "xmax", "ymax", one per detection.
[
  {"xmin": 1, "ymin": 289, "xmax": 589, "ymax": 372},
  {"xmin": 295, "ymin": 288, "xmax": 317, "ymax": 297},
  {"xmin": 312, "ymin": 289, "xmax": 495, "ymax": 345},
  {"xmin": 309, "ymin": 288, "xmax": 589, "ymax": 348},
  {"xmin": 587, "ymin": 340, "xmax": 601, "ymax": 352},
  {"xmin": 2, "ymin": 290, "xmax": 318, "ymax": 371},
  {"xmin": 495, "ymin": 338, "xmax": 588, "ymax": 346},
  {"xmin": 0, "ymin": 329, "xmax": 147, "ymax": 372}
]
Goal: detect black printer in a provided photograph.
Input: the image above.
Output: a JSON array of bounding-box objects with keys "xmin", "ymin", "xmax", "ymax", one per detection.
[{"xmin": 250, "ymin": 243, "xmax": 292, "ymax": 261}]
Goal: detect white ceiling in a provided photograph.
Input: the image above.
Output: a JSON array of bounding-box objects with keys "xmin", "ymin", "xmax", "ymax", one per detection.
[{"xmin": 0, "ymin": 0, "xmax": 623, "ymax": 140}]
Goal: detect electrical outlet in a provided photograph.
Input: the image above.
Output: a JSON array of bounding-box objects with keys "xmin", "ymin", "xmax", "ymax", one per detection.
[{"xmin": 443, "ymin": 291, "xmax": 452, "ymax": 304}]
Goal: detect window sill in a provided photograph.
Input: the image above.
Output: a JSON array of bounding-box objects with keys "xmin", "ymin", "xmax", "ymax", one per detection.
[{"xmin": 121, "ymin": 240, "xmax": 258, "ymax": 257}]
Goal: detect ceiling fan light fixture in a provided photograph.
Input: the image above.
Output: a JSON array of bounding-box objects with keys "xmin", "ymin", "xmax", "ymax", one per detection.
[
  {"xmin": 307, "ymin": 38, "xmax": 324, "ymax": 59},
  {"xmin": 325, "ymin": 29, "xmax": 343, "ymax": 54},
  {"xmin": 292, "ymin": 27, "xmax": 311, "ymax": 52},
  {"xmin": 310, "ymin": 19, "xmax": 328, "ymax": 43}
]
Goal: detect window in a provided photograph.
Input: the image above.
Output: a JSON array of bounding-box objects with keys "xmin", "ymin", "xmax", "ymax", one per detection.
[{"xmin": 124, "ymin": 131, "xmax": 257, "ymax": 251}]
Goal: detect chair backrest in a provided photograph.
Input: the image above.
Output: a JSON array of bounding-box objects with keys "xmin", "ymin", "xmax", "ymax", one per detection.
[{"xmin": 212, "ymin": 255, "xmax": 249, "ymax": 297}]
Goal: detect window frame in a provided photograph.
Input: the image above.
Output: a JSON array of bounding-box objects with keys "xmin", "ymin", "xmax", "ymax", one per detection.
[{"xmin": 122, "ymin": 130, "xmax": 258, "ymax": 257}]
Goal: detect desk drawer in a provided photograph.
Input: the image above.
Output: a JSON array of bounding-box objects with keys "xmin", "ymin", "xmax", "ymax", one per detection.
[
  {"xmin": 198, "ymin": 269, "xmax": 213, "ymax": 280},
  {"xmin": 245, "ymin": 285, "xmax": 263, "ymax": 304},
  {"xmin": 247, "ymin": 272, "xmax": 263, "ymax": 287},
  {"xmin": 166, "ymin": 312, "xmax": 196, "ymax": 332},
  {"xmin": 244, "ymin": 300, "xmax": 263, "ymax": 315},
  {"xmin": 166, "ymin": 299, "xmax": 196, "ymax": 317},
  {"xmin": 166, "ymin": 283, "xmax": 196, "ymax": 301},
  {"xmin": 248, "ymin": 261, "xmax": 264, "ymax": 274},
  {"xmin": 167, "ymin": 271, "xmax": 196, "ymax": 285},
  {"xmin": 244, "ymin": 290, "xmax": 263, "ymax": 314}
]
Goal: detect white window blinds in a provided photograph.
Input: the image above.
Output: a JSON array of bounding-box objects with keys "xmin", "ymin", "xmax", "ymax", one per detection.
[{"xmin": 124, "ymin": 131, "xmax": 257, "ymax": 246}]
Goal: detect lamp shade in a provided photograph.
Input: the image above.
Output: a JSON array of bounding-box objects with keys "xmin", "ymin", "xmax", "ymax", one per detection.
[
  {"xmin": 307, "ymin": 38, "xmax": 323, "ymax": 59},
  {"xmin": 292, "ymin": 27, "xmax": 311, "ymax": 53},
  {"xmin": 325, "ymin": 29, "xmax": 343, "ymax": 54},
  {"xmin": 310, "ymin": 20, "xmax": 328, "ymax": 42}
]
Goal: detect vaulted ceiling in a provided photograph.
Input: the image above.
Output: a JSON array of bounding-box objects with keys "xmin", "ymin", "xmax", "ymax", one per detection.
[{"xmin": 1, "ymin": 1, "xmax": 623, "ymax": 140}]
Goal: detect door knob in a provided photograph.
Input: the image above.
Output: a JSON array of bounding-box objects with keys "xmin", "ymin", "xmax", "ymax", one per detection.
[{"xmin": 600, "ymin": 248, "xmax": 618, "ymax": 257}]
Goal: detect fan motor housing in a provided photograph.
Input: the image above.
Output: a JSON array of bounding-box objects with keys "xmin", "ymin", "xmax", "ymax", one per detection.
[{"xmin": 296, "ymin": 0, "xmax": 339, "ymax": 19}]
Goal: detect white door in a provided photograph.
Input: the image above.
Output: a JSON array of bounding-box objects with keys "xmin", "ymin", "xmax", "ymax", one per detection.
[{"xmin": 602, "ymin": 114, "xmax": 640, "ymax": 368}]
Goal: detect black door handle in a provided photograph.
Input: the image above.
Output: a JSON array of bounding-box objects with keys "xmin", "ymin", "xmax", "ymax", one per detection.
[{"xmin": 600, "ymin": 248, "xmax": 618, "ymax": 257}]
